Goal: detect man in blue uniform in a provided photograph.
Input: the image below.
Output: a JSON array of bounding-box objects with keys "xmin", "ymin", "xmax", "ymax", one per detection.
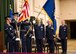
[
  {"xmin": 4, "ymin": 16, "xmax": 19, "ymax": 52},
  {"xmin": 59, "ymin": 20, "xmax": 68, "ymax": 54},
  {"xmin": 46, "ymin": 21, "xmax": 55, "ymax": 53},
  {"xmin": 11, "ymin": 12, "xmax": 19, "ymax": 29},
  {"xmin": 10, "ymin": 13, "xmax": 20, "ymax": 52},
  {"xmin": 34, "ymin": 19, "xmax": 44, "ymax": 52},
  {"xmin": 20, "ymin": 20, "xmax": 32, "ymax": 52},
  {"xmin": 25, "ymin": 20, "xmax": 33, "ymax": 53},
  {"xmin": 20, "ymin": 20, "xmax": 27, "ymax": 52}
]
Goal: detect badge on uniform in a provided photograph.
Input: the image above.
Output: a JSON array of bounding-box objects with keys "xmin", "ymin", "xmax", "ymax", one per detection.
[
  {"xmin": 10, "ymin": 28, "xmax": 12, "ymax": 30},
  {"xmin": 51, "ymin": 27, "xmax": 54, "ymax": 30},
  {"xmin": 41, "ymin": 26, "xmax": 43, "ymax": 31},
  {"xmin": 5, "ymin": 28, "xmax": 8, "ymax": 30},
  {"xmin": 41, "ymin": 26, "xmax": 43, "ymax": 29},
  {"xmin": 64, "ymin": 27, "xmax": 66, "ymax": 31}
]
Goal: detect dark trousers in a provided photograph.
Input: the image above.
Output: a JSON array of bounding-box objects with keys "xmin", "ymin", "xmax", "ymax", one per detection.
[
  {"xmin": 26, "ymin": 37, "xmax": 32, "ymax": 52},
  {"xmin": 61, "ymin": 39, "xmax": 67, "ymax": 53},
  {"xmin": 20, "ymin": 32, "xmax": 27, "ymax": 52},
  {"xmin": 36, "ymin": 39, "xmax": 43, "ymax": 52},
  {"xmin": 22, "ymin": 39, "xmax": 27, "ymax": 52},
  {"xmin": 9, "ymin": 41, "xmax": 19, "ymax": 52},
  {"xmin": 47, "ymin": 39, "xmax": 54, "ymax": 53}
]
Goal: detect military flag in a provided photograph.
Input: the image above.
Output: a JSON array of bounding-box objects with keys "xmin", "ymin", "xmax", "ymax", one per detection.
[{"xmin": 43, "ymin": 0, "xmax": 57, "ymax": 32}]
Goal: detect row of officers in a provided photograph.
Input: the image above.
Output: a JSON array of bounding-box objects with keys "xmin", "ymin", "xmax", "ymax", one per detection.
[{"xmin": 4, "ymin": 13, "xmax": 68, "ymax": 54}]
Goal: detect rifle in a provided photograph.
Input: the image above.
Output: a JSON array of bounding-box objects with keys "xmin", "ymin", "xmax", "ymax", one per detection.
[
  {"xmin": 24, "ymin": 22, "xmax": 33, "ymax": 37},
  {"xmin": 15, "ymin": 22, "xmax": 22, "ymax": 49}
]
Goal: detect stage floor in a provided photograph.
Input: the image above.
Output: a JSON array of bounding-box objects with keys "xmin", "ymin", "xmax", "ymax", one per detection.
[
  {"xmin": 67, "ymin": 39, "xmax": 76, "ymax": 53},
  {"xmin": 59, "ymin": 39, "xmax": 76, "ymax": 54}
]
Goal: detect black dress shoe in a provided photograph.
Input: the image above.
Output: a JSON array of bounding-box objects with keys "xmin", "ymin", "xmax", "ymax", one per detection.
[{"xmin": 61, "ymin": 52, "xmax": 67, "ymax": 54}]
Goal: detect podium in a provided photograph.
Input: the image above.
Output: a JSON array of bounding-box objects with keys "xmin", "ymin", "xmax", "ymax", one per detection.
[{"xmin": 0, "ymin": 32, "xmax": 4, "ymax": 52}]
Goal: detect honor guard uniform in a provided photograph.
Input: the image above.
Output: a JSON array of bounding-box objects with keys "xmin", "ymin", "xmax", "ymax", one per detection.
[
  {"xmin": 20, "ymin": 20, "xmax": 32, "ymax": 52},
  {"xmin": 10, "ymin": 13, "xmax": 20, "ymax": 52},
  {"xmin": 34, "ymin": 20, "xmax": 44, "ymax": 52},
  {"xmin": 4, "ymin": 16, "xmax": 19, "ymax": 52},
  {"xmin": 25, "ymin": 21, "xmax": 32, "ymax": 53},
  {"xmin": 46, "ymin": 21, "xmax": 55, "ymax": 53},
  {"xmin": 11, "ymin": 13, "xmax": 18, "ymax": 29},
  {"xmin": 59, "ymin": 20, "xmax": 68, "ymax": 54},
  {"xmin": 20, "ymin": 20, "xmax": 29, "ymax": 52}
]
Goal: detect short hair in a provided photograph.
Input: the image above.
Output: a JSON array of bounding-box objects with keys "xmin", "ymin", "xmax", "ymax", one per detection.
[{"xmin": 5, "ymin": 16, "xmax": 10, "ymax": 20}]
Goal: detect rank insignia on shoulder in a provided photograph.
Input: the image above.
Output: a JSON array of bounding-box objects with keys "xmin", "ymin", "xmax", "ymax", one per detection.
[{"xmin": 51, "ymin": 27, "xmax": 54, "ymax": 30}]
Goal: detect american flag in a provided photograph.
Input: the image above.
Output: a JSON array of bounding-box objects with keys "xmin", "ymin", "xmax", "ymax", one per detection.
[{"xmin": 18, "ymin": 0, "xmax": 30, "ymax": 22}]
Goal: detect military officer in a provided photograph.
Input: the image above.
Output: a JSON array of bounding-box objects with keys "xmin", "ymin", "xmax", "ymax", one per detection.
[
  {"xmin": 20, "ymin": 19, "xmax": 32, "ymax": 52},
  {"xmin": 46, "ymin": 21, "xmax": 55, "ymax": 53},
  {"xmin": 20, "ymin": 19, "xmax": 33, "ymax": 52},
  {"xmin": 11, "ymin": 12, "xmax": 19, "ymax": 30},
  {"xmin": 59, "ymin": 20, "xmax": 68, "ymax": 54},
  {"xmin": 4, "ymin": 16, "xmax": 19, "ymax": 52},
  {"xmin": 25, "ymin": 20, "xmax": 33, "ymax": 53},
  {"xmin": 20, "ymin": 21, "xmax": 27, "ymax": 52},
  {"xmin": 34, "ymin": 19, "xmax": 44, "ymax": 52},
  {"xmin": 11, "ymin": 12, "xmax": 20, "ymax": 52}
]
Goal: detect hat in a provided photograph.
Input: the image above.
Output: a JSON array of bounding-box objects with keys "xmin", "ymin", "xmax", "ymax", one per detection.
[
  {"xmin": 30, "ymin": 16, "xmax": 35, "ymax": 22},
  {"xmin": 12, "ymin": 12, "xmax": 19, "ymax": 16},
  {"xmin": 24, "ymin": 19, "xmax": 28, "ymax": 22}
]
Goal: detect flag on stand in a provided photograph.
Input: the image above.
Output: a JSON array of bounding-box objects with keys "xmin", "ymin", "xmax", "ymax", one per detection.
[
  {"xmin": 10, "ymin": 4, "xmax": 13, "ymax": 19},
  {"xmin": 18, "ymin": 0, "xmax": 30, "ymax": 22},
  {"xmin": 54, "ymin": 18, "xmax": 57, "ymax": 33}
]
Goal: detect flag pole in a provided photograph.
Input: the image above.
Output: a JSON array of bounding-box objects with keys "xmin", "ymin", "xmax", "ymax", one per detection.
[
  {"xmin": 36, "ymin": 8, "xmax": 43, "ymax": 19},
  {"xmin": 24, "ymin": 8, "xmax": 43, "ymax": 37}
]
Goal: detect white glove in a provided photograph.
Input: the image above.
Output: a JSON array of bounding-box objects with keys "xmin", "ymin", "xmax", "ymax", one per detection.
[
  {"xmin": 43, "ymin": 38, "xmax": 45, "ymax": 40},
  {"xmin": 13, "ymin": 36, "xmax": 15, "ymax": 39},
  {"xmin": 15, "ymin": 38, "xmax": 20, "ymax": 41},
  {"xmin": 24, "ymin": 34, "xmax": 26, "ymax": 37},
  {"xmin": 33, "ymin": 20, "xmax": 36, "ymax": 24}
]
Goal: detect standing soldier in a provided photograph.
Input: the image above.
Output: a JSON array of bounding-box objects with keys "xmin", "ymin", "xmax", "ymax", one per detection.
[
  {"xmin": 20, "ymin": 20, "xmax": 27, "ymax": 52},
  {"xmin": 34, "ymin": 19, "xmax": 44, "ymax": 52},
  {"xmin": 11, "ymin": 12, "xmax": 19, "ymax": 30},
  {"xmin": 25, "ymin": 20, "xmax": 33, "ymax": 53},
  {"xmin": 11, "ymin": 12, "xmax": 20, "ymax": 52},
  {"xmin": 59, "ymin": 20, "xmax": 68, "ymax": 54},
  {"xmin": 4, "ymin": 16, "xmax": 19, "ymax": 52},
  {"xmin": 46, "ymin": 21, "xmax": 55, "ymax": 53},
  {"xmin": 20, "ymin": 19, "xmax": 32, "ymax": 52}
]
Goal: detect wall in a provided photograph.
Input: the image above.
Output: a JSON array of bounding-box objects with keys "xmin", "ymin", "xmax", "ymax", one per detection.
[
  {"xmin": 55, "ymin": 0, "xmax": 61, "ymax": 34},
  {"xmin": 60, "ymin": 0, "xmax": 76, "ymax": 20},
  {"xmin": 0, "ymin": 0, "xmax": 14, "ymax": 51},
  {"xmin": 55, "ymin": 0, "xmax": 76, "ymax": 34},
  {"xmin": 14, "ymin": 0, "xmax": 76, "ymax": 34}
]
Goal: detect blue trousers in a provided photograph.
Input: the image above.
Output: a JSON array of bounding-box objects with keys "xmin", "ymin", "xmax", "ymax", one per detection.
[
  {"xmin": 47, "ymin": 39, "xmax": 55, "ymax": 53},
  {"xmin": 26, "ymin": 37, "xmax": 32, "ymax": 52},
  {"xmin": 61, "ymin": 39, "xmax": 67, "ymax": 53},
  {"xmin": 36, "ymin": 39, "xmax": 43, "ymax": 52},
  {"xmin": 9, "ymin": 41, "xmax": 19, "ymax": 52}
]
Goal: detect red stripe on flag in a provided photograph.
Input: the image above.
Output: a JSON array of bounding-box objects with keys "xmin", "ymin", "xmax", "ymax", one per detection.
[{"xmin": 18, "ymin": 0, "xmax": 30, "ymax": 22}]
